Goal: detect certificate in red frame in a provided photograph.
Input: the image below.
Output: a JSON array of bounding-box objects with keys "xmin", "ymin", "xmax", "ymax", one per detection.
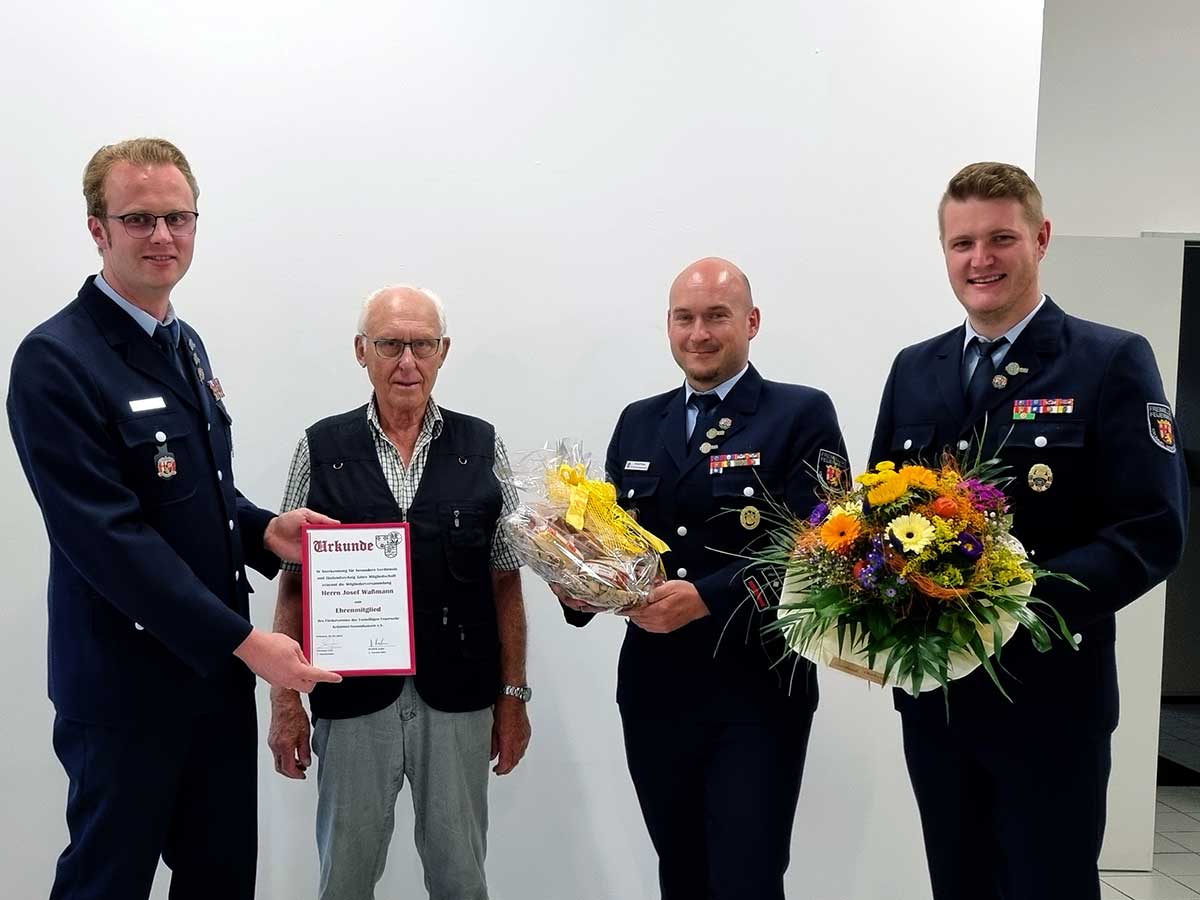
[{"xmin": 301, "ymin": 522, "xmax": 416, "ymax": 676}]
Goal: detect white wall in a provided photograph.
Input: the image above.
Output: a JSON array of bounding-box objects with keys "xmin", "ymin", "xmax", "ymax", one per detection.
[
  {"xmin": 1035, "ymin": 0, "xmax": 1200, "ymax": 870},
  {"xmin": 1038, "ymin": 238, "xmax": 1185, "ymax": 870},
  {"xmin": 1036, "ymin": 0, "xmax": 1200, "ymax": 237},
  {"xmin": 0, "ymin": 2, "xmax": 1046, "ymax": 898}
]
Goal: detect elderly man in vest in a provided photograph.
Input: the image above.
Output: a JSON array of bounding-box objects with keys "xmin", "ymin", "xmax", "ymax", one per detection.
[{"xmin": 267, "ymin": 285, "xmax": 531, "ymax": 900}]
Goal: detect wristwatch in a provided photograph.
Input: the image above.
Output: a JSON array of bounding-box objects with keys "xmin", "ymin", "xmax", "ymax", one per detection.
[{"xmin": 500, "ymin": 684, "xmax": 532, "ymax": 702}]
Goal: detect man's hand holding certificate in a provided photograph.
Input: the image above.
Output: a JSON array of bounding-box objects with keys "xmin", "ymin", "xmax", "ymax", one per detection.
[{"xmin": 302, "ymin": 523, "xmax": 416, "ymax": 675}]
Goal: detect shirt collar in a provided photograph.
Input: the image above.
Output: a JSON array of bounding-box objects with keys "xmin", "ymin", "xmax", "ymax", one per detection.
[
  {"xmin": 94, "ymin": 272, "xmax": 178, "ymax": 337},
  {"xmin": 963, "ymin": 295, "xmax": 1045, "ymax": 354},
  {"xmin": 367, "ymin": 394, "xmax": 443, "ymax": 440},
  {"xmin": 683, "ymin": 363, "xmax": 749, "ymax": 404}
]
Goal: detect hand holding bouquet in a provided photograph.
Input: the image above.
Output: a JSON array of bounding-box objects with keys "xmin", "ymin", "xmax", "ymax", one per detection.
[{"xmin": 760, "ymin": 449, "xmax": 1080, "ymax": 696}]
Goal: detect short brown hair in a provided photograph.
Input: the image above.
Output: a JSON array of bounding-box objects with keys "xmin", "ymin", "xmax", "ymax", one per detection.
[
  {"xmin": 82, "ymin": 138, "xmax": 199, "ymax": 218},
  {"xmin": 938, "ymin": 161, "xmax": 1044, "ymax": 237}
]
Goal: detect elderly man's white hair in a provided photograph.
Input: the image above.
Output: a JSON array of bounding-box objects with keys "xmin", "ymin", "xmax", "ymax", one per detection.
[{"xmin": 356, "ymin": 285, "xmax": 448, "ymax": 335}]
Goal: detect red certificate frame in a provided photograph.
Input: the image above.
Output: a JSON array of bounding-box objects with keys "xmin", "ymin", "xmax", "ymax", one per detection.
[{"xmin": 301, "ymin": 522, "xmax": 416, "ymax": 676}]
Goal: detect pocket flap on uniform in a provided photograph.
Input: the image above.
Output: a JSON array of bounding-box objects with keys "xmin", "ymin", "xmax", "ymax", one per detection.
[
  {"xmin": 619, "ymin": 476, "xmax": 660, "ymax": 500},
  {"xmin": 889, "ymin": 423, "xmax": 936, "ymax": 456},
  {"xmin": 1006, "ymin": 421, "xmax": 1086, "ymax": 449},
  {"xmin": 116, "ymin": 411, "xmax": 193, "ymax": 447},
  {"xmin": 711, "ymin": 468, "xmax": 771, "ymax": 499}
]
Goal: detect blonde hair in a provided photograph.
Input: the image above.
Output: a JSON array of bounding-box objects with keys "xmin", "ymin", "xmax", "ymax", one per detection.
[
  {"xmin": 938, "ymin": 161, "xmax": 1044, "ymax": 237},
  {"xmin": 82, "ymin": 138, "xmax": 199, "ymax": 218}
]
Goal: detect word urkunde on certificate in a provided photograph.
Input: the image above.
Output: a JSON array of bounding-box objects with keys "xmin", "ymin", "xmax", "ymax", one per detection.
[{"xmin": 301, "ymin": 523, "xmax": 416, "ymax": 676}]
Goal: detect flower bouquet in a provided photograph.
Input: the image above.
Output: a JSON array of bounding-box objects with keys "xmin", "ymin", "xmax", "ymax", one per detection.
[
  {"xmin": 501, "ymin": 441, "xmax": 670, "ymax": 611},
  {"xmin": 759, "ymin": 449, "xmax": 1080, "ymax": 696}
]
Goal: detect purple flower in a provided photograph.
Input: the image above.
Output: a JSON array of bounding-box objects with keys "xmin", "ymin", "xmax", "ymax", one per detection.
[
  {"xmin": 961, "ymin": 479, "xmax": 1008, "ymax": 513},
  {"xmin": 958, "ymin": 531, "xmax": 984, "ymax": 560},
  {"xmin": 807, "ymin": 502, "xmax": 830, "ymax": 526},
  {"xmin": 884, "ymin": 586, "xmax": 897, "ymax": 599}
]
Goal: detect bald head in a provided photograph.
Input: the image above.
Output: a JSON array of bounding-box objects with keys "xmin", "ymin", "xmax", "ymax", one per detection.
[
  {"xmin": 357, "ymin": 284, "xmax": 447, "ymax": 336},
  {"xmin": 667, "ymin": 257, "xmax": 759, "ymax": 391}
]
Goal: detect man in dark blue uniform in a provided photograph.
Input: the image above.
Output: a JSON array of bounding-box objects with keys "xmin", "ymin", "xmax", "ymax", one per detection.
[
  {"xmin": 6, "ymin": 137, "xmax": 341, "ymax": 900},
  {"xmin": 560, "ymin": 257, "xmax": 848, "ymax": 900},
  {"xmin": 869, "ymin": 162, "xmax": 1189, "ymax": 900}
]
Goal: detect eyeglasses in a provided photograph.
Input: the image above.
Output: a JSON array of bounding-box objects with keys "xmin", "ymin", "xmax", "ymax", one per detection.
[
  {"xmin": 362, "ymin": 336, "xmax": 443, "ymax": 360},
  {"xmin": 106, "ymin": 211, "xmax": 199, "ymax": 238}
]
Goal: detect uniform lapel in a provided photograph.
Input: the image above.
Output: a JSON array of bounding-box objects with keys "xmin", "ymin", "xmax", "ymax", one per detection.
[
  {"xmin": 659, "ymin": 388, "xmax": 688, "ymax": 474},
  {"xmin": 933, "ymin": 326, "xmax": 967, "ymax": 421},
  {"xmin": 78, "ymin": 279, "xmax": 200, "ymax": 411}
]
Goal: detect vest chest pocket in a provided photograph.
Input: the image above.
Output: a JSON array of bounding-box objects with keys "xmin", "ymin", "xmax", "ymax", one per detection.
[
  {"xmin": 441, "ymin": 502, "xmax": 491, "ymax": 581},
  {"xmin": 115, "ymin": 411, "xmax": 198, "ymax": 506}
]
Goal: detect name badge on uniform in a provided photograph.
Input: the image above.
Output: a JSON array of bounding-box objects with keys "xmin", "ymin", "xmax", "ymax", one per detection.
[
  {"xmin": 624, "ymin": 460, "xmax": 651, "ymax": 471},
  {"xmin": 709, "ymin": 451, "xmax": 761, "ymax": 475},
  {"xmin": 129, "ymin": 396, "xmax": 166, "ymax": 412}
]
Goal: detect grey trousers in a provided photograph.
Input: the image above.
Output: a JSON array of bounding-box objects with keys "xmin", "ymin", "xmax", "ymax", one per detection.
[{"xmin": 312, "ymin": 681, "xmax": 494, "ymax": 900}]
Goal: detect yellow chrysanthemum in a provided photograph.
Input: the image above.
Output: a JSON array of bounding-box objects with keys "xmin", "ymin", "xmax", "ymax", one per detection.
[
  {"xmin": 898, "ymin": 465, "xmax": 937, "ymax": 490},
  {"xmin": 857, "ymin": 471, "xmax": 884, "ymax": 486},
  {"xmin": 820, "ymin": 512, "xmax": 862, "ymax": 554},
  {"xmin": 889, "ymin": 513, "xmax": 936, "ymax": 554},
  {"xmin": 867, "ymin": 474, "xmax": 908, "ymax": 506},
  {"xmin": 875, "ymin": 461, "xmax": 896, "ymax": 471}
]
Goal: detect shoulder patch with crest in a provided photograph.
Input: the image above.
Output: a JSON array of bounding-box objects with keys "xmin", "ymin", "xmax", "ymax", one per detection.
[
  {"xmin": 1147, "ymin": 402, "xmax": 1177, "ymax": 453},
  {"xmin": 817, "ymin": 449, "xmax": 850, "ymax": 490}
]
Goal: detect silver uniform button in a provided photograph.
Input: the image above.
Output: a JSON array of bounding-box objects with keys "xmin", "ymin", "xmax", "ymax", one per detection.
[
  {"xmin": 228, "ymin": 519, "xmax": 234, "ymax": 531},
  {"xmin": 235, "ymin": 570, "xmax": 240, "ymax": 581},
  {"xmin": 743, "ymin": 486, "xmax": 754, "ymax": 497},
  {"xmin": 1073, "ymin": 633, "xmax": 1083, "ymax": 645},
  {"xmin": 134, "ymin": 622, "xmax": 144, "ymax": 631},
  {"xmin": 676, "ymin": 525, "xmax": 688, "ymax": 537},
  {"xmin": 1034, "ymin": 435, "xmax": 1048, "ymax": 448},
  {"xmin": 904, "ymin": 439, "xmax": 913, "ymax": 450},
  {"xmin": 957, "ymin": 439, "xmax": 970, "ymax": 451},
  {"xmin": 676, "ymin": 567, "xmax": 688, "ymax": 578},
  {"xmin": 154, "ymin": 430, "xmax": 167, "ymax": 443},
  {"xmin": 627, "ymin": 489, "xmax": 635, "ymax": 499},
  {"xmin": 217, "ymin": 470, "xmax": 223, "ymax": 481},
  {"xmin": 207, "ymin": 422, "xmax": 211, "ymax": 431}
]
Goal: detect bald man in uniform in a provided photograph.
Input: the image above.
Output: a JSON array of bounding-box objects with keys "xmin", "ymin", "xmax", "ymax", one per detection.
[{"xmin": 560, "ymin": 258, "xmax": 848, "ymax": 900}]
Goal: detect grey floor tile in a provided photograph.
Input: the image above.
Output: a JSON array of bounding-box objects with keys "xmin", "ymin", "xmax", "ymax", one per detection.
[
  {"xmin": 1100, "ymin": 873, "xmax": 1200, "ymax": 899},
  {"xmin": 1154, "ymin": 852, "xmax": 1200, "ymax": 876}
]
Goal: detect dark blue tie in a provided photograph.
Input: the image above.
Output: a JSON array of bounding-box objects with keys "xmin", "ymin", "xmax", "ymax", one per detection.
[
  {"xmin": 964, "ymin": 336, "xmax": 1008, "ymax": 411},
  {"xmin": 153, "ymin": 322, "xmax": 187, "ymax": 382},
  {"xmin": 689, "ymin": 392, "xmax": 722, "ymax": 451}
]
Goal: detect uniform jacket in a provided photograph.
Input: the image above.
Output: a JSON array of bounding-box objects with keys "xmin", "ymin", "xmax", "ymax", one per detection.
[
  {"xmin": 869, "ymin": 297, "xmax": 1188, "ymax": 738},
  {"xmin": 570, "ymin": 363, "xmax": 848, "ymax": 721},
  {"xmin": 7, "ymin": 277, "xmax": 278, "ymax": 724}
]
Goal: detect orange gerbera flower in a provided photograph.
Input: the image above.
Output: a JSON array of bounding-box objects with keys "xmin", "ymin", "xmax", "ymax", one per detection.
[{"xmin": 820, "ymin": 512, "xmax": 862, "ymax": 553}]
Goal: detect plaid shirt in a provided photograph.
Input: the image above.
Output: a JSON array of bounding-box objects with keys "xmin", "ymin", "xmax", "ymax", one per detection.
[{"xmin": 279, "ymin": 396, "xmax": 520, "ymax": 573}]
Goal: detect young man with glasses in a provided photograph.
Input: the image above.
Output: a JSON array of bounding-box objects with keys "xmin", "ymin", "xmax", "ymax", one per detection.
[
  {"xmin": 267, "ymin": 285, "xmax": 530, "ymax": 900},
  {"xmin": 7, "ymin": 137, "xmax": 341, "ymax": 900}
]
